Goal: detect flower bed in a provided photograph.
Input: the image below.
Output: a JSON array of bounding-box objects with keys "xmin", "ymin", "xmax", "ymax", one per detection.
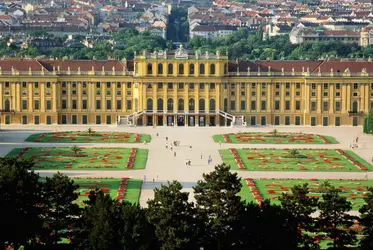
[
  {"xmin": 220, "ymin": 148, "xmax": 372, "ymax": 172},
  {"xmin": 25, "ymin": 131, "xmax": 151, "ymax": 143},
  {"xmin": 240, "ymin": 178, "xmax": 373, "ymax": 211},
  {"xmin": 73, "ymin": 178, "xmax": 142, "ymax": 206},
  {"xmin": 7, "ymin": 147, "xmax": 148, "ymax": 170},
  {"xmin": 213, "ymin": 132, "xmax": 338, "ymax": 144}
]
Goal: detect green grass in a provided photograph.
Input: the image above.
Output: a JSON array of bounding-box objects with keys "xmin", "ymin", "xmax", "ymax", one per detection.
[
  {"xmin": 73, "ymin": 178, "xmax": 142, "ymax": 206},
  {"xmin": 240, "ymin": 178, "xmax": 373, "ymax": 211},
  {"xmin": 7, "ymin": 147, "xmax": 148, "ymax": 170},
  {"xmin": 25, "ymin": 131, "xmax": 151, "ymax": 143},
  {"xmin": 213, "ymin": 133, "xmax": 338, "ymax": 144},
  {"xmin": 221, "ymin": 148, "xmax": 372, "ymax": 172},
  {"xmin": 124, "ymin": 179, "xmax": 142, "ymax": 204}
]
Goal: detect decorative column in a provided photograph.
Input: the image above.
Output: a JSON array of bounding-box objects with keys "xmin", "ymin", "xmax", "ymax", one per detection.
[
  {"xmin": 40, "ymin": 82, "xmax": 45, "ymax": 112},
  {"xmin": 15, "ymin": 82, "xmax": 21, "ymax": 112},
  {"xmin": 52, "ymin": 82, "xmax": 57, "ymax": 112},
  {"xmin": 342, "ymin": 84, "xmax": 347, "ymax": 113}
]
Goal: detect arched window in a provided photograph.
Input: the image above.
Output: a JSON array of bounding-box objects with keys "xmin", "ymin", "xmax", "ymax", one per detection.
[
  {"xmin": 189, "ymin": 98, "xmax": 195, "ymax": 112},
  {"xmin": 167, "ymin": 98, "xmax": 174, "ymax": 112},
  {"xmin": 199, "ymin": 64, "xmax": 205, "ymax": 74},
  {"xmin": 224, "ymin": 63, "xmax": 227, "ymax": 75},
  {"xmin": 189, "ymin": 64, "xmax": 195, "ymax": 75},
  {"xmin": 168, "ymin": 63, "xmax": 173, "ymax": 75},
  {"xmin": 224, "ymin": 98, "xmax": 228, "ymax": 112},
  {"xmin": 210, "ymin": 64, "xmax": 216, "ymax": 75},
  {"xmin": 4, "ymin": 99, "xmax": 10, "ymax": 111},
  {"xmin": 147, "ymin": 98, "xmax": 153, "ymax": 111},
  {"xmin": 158, "ymin": 63, "xmax": 163, "ymax": 75},
  {"xmin": 352, "ymin": 101, "xmax": 358, "ymax": 112},
  {"xmin": 147, "ymin": 63, "xmax": 153, "ymax": 75},
  {"xmin": 179, "ymin": 64, "xmax": 184, "ymax": 75},
  {"xmin": 199, "ymin": 98, "xmax": 205, "ymax": 112},
  {"xmin": 209, "ymin": 99, "xmax": 216, "ymax": 112},
  {"xmin": 157, "ymin": 98, "xmax": 163, "ymax": 111},
  {"xmin": 178, "ymin": 98, "xmax": 184, "ymax": 111}
]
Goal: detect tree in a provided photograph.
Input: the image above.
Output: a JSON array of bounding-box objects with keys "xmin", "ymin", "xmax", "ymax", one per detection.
[
  {"xmin": 366, "ymin": 109, "xmax": 373, "ymax": 134},
  {"xmin": 120, "ymin": 202, "xmax": 158, "ymax": 250},
  {"xmin": 288, "ymin": 149, "xmax": 300, "ymax": 158},
  {"xmin": 272, "ymin": 129, "xmax": 279, "ymax": 137},
  {"xmin": 317, "ymin": 188, "xmax": 357, "ymax": 249},
  {"xmin": 241, "ymin": 200, "xmax": 300, "ymax": 249},
  {"xmin": 359, "ymin": 187, "xmax": 373, "ymax": 250},
  {"xmin": 279, "ymin": 183, "xmax": 319, "ymax": 249},
  {"xmin": 38, "ymin": 172, "xmax": 81, "ymax": 246},
  {"xmin": 87, "ymin": 127, "xmax": 94, "ymax": 136},
  {"xmin": 0, "ymin": 157, "xmax": 43, "ymax": 249},
  {"xmin": 147, "ymin": 181, "xmax": 199, "ymax": 250},
  {"xmin": 75, "ymin": 190, "xmax": 123, "ymax": 250},
  {"xmin": 71, "ymin": 145, "xmax": 82, "ymax": 157},
  {"xmin": 193, "ymin": 164, "xmax": 244, "ymax": 249}
]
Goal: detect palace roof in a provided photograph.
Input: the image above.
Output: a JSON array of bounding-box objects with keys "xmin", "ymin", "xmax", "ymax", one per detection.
[{"xmin": 0, "ymin": 58, "xmax": 372, "ymax": 75}]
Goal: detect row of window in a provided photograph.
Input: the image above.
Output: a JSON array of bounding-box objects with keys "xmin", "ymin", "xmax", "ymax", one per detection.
[
  {"xmin": 147, "ymin": 63, "xmax": 221, "ymax": 75},
  {"xmin": 3, "ymin": 82, "xmax": 373, "ymax": 90},
  {"xmin": 8, "ymin": 98, "xmax": 371, "ymax": 112},
  {"xmin": 19, "ymin": 99, "xmax": 130, "ymax": 111},
  {"xmin": 247, "ymin": 116, "xmax": 347, "ymax": 127},
  {"xmin": 7, "ymin": 115, "xmax": 357, "ymax": 126}
]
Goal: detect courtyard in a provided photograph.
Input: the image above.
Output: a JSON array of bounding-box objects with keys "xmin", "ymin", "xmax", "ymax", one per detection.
[
  {"xmin": 213, "ymin": 132, "xmax": 338, "ymax": 144},
  {"xmin": 220, "ymin": 148, "xmax": 372, "ymax": 172},
  {"xmin": 6, "ymin": 147, "xmax": 148, "ymax": 170},
  {"xmin": 25, "ymin": 131, "xmax": 151, "ymax": 143},
  {"xmin": 0, "ymin": 125, "xmax": 372, "ymax": 208}
]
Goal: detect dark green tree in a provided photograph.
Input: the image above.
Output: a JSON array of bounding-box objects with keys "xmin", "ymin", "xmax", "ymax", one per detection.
[
  {"xmin": 147, "ymin": 181, "xmax": 199, "ymax": 250},
  {"xmin": 359, "ymin": 187, "xmax": 373, "ymax": 250},
  {"xmin": 241, "ymin": 200, "xmax": 300, "ymax": 249},
  {"xmin": 366, "ymin": 109, "xmax": 373, "ymax": 134},
  {"xmin": 38, "ymin": 172, "xmax": 81, "ymax": 245},
  {"xmin": 279, "ymin": 183, "xmax": 319, "ymax": 249},
  {"xmin": 74, "ymin": 190, "xmax": 122, "ymax": 250},
  {"xmin": 120, "ymin": 202, "xmax": 158, "ymax": 250},
  {"xmin": 317, "ymin": 188, "xmax": 357, "ymax": 249},
  {"xmin": 193, "ymin": 164, "xmax": 244, "ymax": 249},
  {"xmin": 0, "ymin": 157, "xmax": 43, "ymax": 249}
]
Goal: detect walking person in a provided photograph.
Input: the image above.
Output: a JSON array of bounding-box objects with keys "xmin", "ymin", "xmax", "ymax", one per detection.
[
  {"xmin": 156, "ymin": 133, "xmax": 159, "ymax": 137},
  {"xmin": 365, "ymin": 172, "xmax": 368, "ymax": 180},
  {"xmin": 170, "ymin": 145, "xmax": 173, "ymax": 151},
  {"xmin": 165, "ymin": 143, "xmax": 168, "ymax": 149},
  {"xmin": 174, "ymin": 151, "xmax": 176, "ymax": 157},
  {"xmin": 201, "ymin": 153, "xmax": 203, "ymax": 159},
  {"xmin": 143, "ymin": 175, "xmax": 147, "ymax": 183},
  {"xmin": 166, "ymin": 136, "xmax": 168, "ymax": 141}
]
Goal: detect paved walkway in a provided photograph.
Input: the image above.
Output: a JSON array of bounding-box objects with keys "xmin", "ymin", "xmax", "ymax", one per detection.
[{"xmin": 0, "ymin": 125, "xmax": 372, "ymax": 207}]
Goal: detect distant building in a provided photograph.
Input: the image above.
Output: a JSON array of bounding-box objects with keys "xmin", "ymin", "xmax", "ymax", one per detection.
[
  {"xmin": 290, "ymin": 27, "xmax": 360, "ymax": 45},
  {"xmin": 263, "ymin": 23, "xmax": 292, "ymax": 40},
  {"xmin": 190, "ymin": 25, "xmax": 238, "ymax": 39}
]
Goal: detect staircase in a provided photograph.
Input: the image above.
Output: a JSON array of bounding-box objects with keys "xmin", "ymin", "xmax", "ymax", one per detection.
[
  {"xmin": 218, "ymin": 110, "xmax": 236, "ymax": 127},
  {"xmin": 118, "ymin": 110, "xmax": 146, "ymax": 126}
]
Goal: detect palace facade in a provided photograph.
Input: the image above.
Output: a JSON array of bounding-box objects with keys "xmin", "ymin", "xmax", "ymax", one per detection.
[{"xmin": 0, "ymin": 47, "xmax": 373, "ymax": 127}]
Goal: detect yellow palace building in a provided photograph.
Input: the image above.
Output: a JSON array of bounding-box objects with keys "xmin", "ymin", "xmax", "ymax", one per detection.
[{"xmin": 0, "ymin": 46, "xmax": 372, "ymax": 127}]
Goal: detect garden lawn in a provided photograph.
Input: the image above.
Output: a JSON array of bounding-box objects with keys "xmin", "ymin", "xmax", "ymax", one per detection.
[
  {"xmin": 73, "ymin": 178, "xmax": 142, "ymax": 206},
  {"xmin": 213, "ymin": 132, "xmax": 338, "ymax": 144},
  {"xmin": 221, "ymin": 148, "xmax": 372, "ymax": 171},
  {"xmin": 7, "ymin": 147, "xmax": 148, "ymax": 170},
  {"xmin": 240, "ymin": 179, "xmax": 373, "ymax": 211},
  {"xmin": 25, "ymin": 131, "xmax": 151, "ymax": 143}
]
